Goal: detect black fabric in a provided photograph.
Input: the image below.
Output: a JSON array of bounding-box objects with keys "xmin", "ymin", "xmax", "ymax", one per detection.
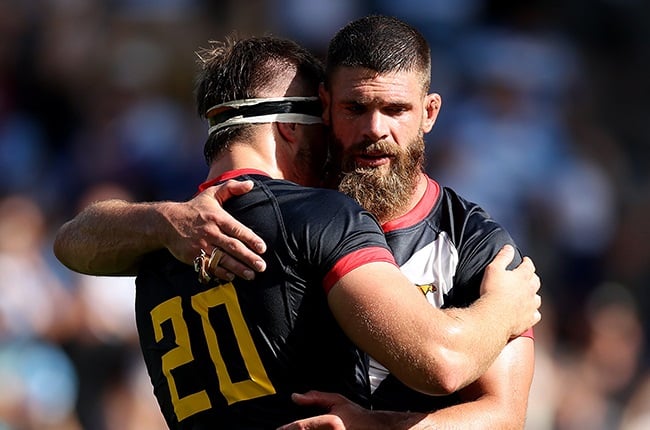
[{"xmin": 136, "ymin": 175, "xmax": 390, "ymax": 429}]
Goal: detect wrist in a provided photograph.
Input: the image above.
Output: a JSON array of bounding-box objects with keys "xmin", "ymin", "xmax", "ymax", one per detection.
[{"xmin": 146, "ymin": 201, "xmax": 178, "ymax": 251}]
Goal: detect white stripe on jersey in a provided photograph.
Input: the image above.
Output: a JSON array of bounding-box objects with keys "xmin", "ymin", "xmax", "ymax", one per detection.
[{"xmin": 399, "ymin": 231, "xmax": 458, "ymax": 307}]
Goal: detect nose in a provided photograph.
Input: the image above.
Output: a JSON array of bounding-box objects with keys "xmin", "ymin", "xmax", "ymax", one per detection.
[{"xmin": 362, "ymin": 110, "xmax": 389, "ymax": 141}]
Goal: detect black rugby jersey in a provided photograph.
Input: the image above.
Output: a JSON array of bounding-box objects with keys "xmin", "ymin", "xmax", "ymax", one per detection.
[
  {"xmin": 370, "ymin": 176, "xmax": 530, "ymax": 412},
  {"xmin": 136, "ymin": 170, "xmax": 395, "ymax": 429}
]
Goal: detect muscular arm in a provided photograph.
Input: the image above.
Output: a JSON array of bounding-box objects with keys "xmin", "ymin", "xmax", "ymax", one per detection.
[
  {"xmin": 328, "ymin": 245, "xmax": 540, "ymax": 396},
  {"xmin": 54, "ymin": 199, "xmax": 173, "ymax": 275},
  {"xmin": 435, "ymin": 336, "xmax": 535, "ymax": 429},
  {"xmin": 388, "ymin": 336, "xmax": 535, "ymax": 429},
  {"xmin": 279, "ymin": 337, "xmax": 535, "ymax": 430},
  {"xmin": 54, "ymin": 180, "xmax": 267, "ymax": 277}
]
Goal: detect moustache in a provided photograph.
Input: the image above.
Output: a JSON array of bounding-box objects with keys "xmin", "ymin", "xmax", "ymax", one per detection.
[{"xmin": 348, "ymin": 139, "xmax": 400, "ymax": 157}]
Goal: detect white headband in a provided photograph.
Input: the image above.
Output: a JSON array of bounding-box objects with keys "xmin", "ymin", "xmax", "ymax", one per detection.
[{"xmin": 205, "ymin": 97, "xmax": 322, "ymax": 135}]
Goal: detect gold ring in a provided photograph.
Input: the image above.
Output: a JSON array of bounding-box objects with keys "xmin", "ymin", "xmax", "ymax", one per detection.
[
  {"xmin": 208, "ymin": 247, "xmax": 225, "ymax": 275},
  {"xmin": 193, "ymin": 249, "xmax": 211, "ymax": 284},
  {"xmin": 193, "ymin": 249, "xmax": 206, "ymax": 274}
]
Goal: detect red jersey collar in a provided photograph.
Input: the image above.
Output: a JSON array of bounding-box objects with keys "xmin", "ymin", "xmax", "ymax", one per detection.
[
  {"xmin": 382, "ymin": 176, "xmax": 440, "ymax": 232},
  {"xmin": 197, "ymin": 169, "xmax": 270, "ymax": 192}
]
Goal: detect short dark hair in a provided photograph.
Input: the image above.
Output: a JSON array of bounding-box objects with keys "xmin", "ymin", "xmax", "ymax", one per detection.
[
  {"xmin": 326, "ymin": 15, "xmax": 431, "ymax": 92},
  {"xmin": 195, "ymin": 36, "xmax": 324, "ymax": 164}
]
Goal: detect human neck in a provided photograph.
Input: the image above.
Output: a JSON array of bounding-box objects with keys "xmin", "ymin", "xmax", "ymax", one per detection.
[
  {"xmin": 206, "ymin": 148, "xmax": 279, "ymax": 181},
  {"xmin": 206, "ymin": 135, "xmax": 292, "ymax": 183}
]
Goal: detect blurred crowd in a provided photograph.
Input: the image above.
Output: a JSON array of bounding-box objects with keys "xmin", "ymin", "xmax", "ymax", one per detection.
[{"xmin": 0, "ymin": 0, "xmax": 648, "ymax": 429}]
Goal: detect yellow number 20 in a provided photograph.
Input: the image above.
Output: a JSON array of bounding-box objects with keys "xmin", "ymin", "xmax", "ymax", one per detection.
[{"xmin": 150, "ymin": 283, "xmax": 275, "ymax": 422}]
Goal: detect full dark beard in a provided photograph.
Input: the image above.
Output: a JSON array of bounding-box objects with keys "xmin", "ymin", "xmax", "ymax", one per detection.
[{"xmin": 337, "ymin": 136, "xmax": 425, "ymax": 224}]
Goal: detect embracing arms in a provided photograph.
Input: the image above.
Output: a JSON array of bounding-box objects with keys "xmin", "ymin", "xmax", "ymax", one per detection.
[
  {"xmin": 54, "ymin": 183, "xmax": 541, "ymax": 399},
  {"xmin": 278, "ymin": 336, "xmax": 534, "ymax": 429},
  {"xmin": 54, "ymin": 180, "xmax": 266, "ymax": 278},
  {"xmin": 328, "ymin": 245, "xmax": 539, "ymax": 397}
]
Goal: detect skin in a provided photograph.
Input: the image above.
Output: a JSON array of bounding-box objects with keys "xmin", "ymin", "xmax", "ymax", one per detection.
[
  {"xmin": 279, "ymin": 336, "xmax": 533, "ymax": 430},
  {"xmin": 53, "ymin": 53, "xmax": 540, "ymax": 429},
  {"xmin": 321, "ymin": 67, "xmax": 438, "ymax": 223},
  {"xmin": 54, "ymin": 180, "xmax": 267, "ymax": 280},
  {"xmin": 278, "ymin": 66, "xmax": 535, "ymax": 429}
]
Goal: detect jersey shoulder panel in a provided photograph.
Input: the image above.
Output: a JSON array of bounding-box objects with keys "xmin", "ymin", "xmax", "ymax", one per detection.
[
  {"xmin": 438, "ymin": 186, "xmax": 521, "ymax": 289},
  {"xmin": 239, "ymin": 178, "xmax": 391, "ymax": 281}
]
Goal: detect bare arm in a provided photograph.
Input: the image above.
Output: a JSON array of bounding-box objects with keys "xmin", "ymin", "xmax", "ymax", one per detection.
[
  {"xmin": 278, "ymin": 338, "xmax": 535, "ymax": 430},
  {"xmin": 54, "ymin": 198, "xmax": 172, "ymax": 275},
  {"xmin": 54, "ymin": 180, "xmax": 267, "ymax": 278},
  {"xmin": 327, "ymin": 245, "xmax": 540, "ymax": 396},
  {"xmin": 420, "ymin": 336, "xmax": 535, "ymax": 429},
  {"xmin": 375, "ymin": 336, "xmax": 535, "ymax": 429},
  {"xmin": 278, "ymin": 336, "xmax": 534, "ymax": 430}
]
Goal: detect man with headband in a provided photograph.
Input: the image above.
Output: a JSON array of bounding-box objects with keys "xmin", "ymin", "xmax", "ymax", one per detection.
[{"xmin": 55, "ymin": 35, "xmax": 541, "ymax": 429}]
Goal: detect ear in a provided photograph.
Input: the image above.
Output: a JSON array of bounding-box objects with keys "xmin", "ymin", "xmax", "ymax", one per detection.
[
  {"xmin": 277, "ymin": 122, "xmax": 297, "ymax": 143},
  {"xmin": 422, "ymin": 93, "xmax": 441, "ymax": 133},
  {"xmin": 319, "ymin": 82, "xmax": 331, "ymax": 126}
]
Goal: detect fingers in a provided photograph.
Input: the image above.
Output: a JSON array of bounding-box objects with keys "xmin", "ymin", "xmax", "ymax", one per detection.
[
  {"xmin": 205, "ymin": 231, "xmax": 266, "ymax": 280},
  {"xmin": 277, "ymin": 391, "xmax": 345, "ymax": 430},
  {"xmin": 487, "ymin": 244, "xmax": 515, "ymax": 271},
  {"xmin": 520, "ymin": 257, "xmax": 542, "ymax": 329},
  {"xmin": 216, "ymin": 217, "xmax": 267, "ymax": 255},
  {"xmin": 208, "ymin": 247, "xmax": 224, "ymax": 274},
  {"xmin": 276, "ymin": 392, "xmax": 351, "ymax": 430},
  {"xmin": 213, "ymin": 180, "xmax": 266, "ymax": 253},
  {"xmin": 482, "ymin": 245, "xmax": 543, "ymax": 336},
  {"xmin": 193, "ymin": 247, "xmax": 257, "ymax": 283},
  {"xmin": 214, "ymin": 179, "xmax": 255, "ymax": 201},
  {"xmin": 517, "ymin": 257, "xmax": 540, "ymax": 295},
  {"xmin": 290, "ymin": 392, "xmax": 319, "ymax": 407},
  {"xmin": 212, "ymin": 254, "xmax": 255, "ymax": 282},
  {"xmin": 521, "ymin": 256, "xmax": 536, "ymax": 273},
  {"xmin": 199, "ymin": 183, "xmax": 268, "ymax": 277},
  {"xmin": 515, "ymin": 256, "xmax": 536, "ymax": 278},
  {"xmin": 523, "ymin": 268, "xmax": 543, "ymax": 331},
  {"xmin": 193, "ymin": 247, "xmax": 227, "ymax": 284},
  {"xmin": 191, "ymin": 221, "xmax": 266, "ymax": 280},
  {"xmin": 205, "ymin": 182, "xmax": 267, "ymax": 256},
  {"xmin": 177, "ymin": 182, "xmax": 268, "ymax": 281},
  {"xmin": 276, "ymin": 416, "xmax": 344, "ymax": 430},
  {"xmin": 290, "ymin": 391, "xmax": 342, "ymax": 408}
]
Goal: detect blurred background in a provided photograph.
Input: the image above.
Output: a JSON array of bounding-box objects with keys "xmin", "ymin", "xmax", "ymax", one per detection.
[{"xmin": 0, "ymin": 0, "xmax": 648, "ymax": 429}]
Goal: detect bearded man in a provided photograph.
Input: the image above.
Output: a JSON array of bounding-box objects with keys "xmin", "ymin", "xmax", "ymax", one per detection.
[{"xmin": 280, "ymin": 15, "xmax": 536, "ymax": 429}]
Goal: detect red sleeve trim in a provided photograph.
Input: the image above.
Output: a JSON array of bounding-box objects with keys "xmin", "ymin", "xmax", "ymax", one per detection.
[
  {"xmin": 518, "ymin": 327, "xmax": 535, "ymax": 340},
  {"xmin": 323, "ymin": 247, "xmax": 397, "ymax": 294},
  {"xmin": 197, "ymin": 169, "xmax": 271, "ymax": 192}
]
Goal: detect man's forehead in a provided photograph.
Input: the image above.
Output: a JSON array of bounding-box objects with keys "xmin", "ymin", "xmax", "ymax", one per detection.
[{"xmin": 328, "ymin": 67, "xmax": 424, "ymax": 100}]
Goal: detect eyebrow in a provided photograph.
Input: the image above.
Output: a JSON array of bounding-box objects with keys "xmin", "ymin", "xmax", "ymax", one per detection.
[{"xmin": 339, "ymin": 97, "xmax": 412, "ymax": 108}]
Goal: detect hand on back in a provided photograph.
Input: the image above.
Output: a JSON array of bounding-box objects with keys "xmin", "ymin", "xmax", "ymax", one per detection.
[
  {"xmin": 161, "ymin": 180, "xmax": 267, "ymax": 281},
  {"xmin": 276, "ymin": 391, "xmax": 369, "ymax": 430},
  {"xmin": 480, "ymin": 245, "xmax": 542, "ymax": 337}
]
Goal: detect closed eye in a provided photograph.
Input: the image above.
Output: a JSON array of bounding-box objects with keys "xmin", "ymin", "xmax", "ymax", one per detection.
[
  {"xmin": 343, "ymin": 103, "xmax": 366, "ymax": 115},
  {"xmin": 383, "ymin": 104, "xmax": 409, "ymax": 115}
]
